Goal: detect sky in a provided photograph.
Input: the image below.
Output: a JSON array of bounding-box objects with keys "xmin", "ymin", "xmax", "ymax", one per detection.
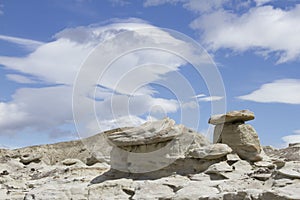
[{"xmin": 0, "ymin": 0, "xmax": 299, "ymax": 149}]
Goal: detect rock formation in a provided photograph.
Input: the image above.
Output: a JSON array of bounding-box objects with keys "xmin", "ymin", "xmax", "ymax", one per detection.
[
  {"xmin": 106, "ymin": 118, "xmax": 232, "ymax": 175},
  {"xmin": 0, "ymin": 110, "xmax": 300, "ymax": 199},
  {"xmin": 209, "ymin": 110, "xmax": 263, "ymax": 161}
]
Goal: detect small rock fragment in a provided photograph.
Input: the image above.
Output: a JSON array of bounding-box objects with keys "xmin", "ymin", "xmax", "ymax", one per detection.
[{"xmin": 20, "ymin": 154, "xmax": 41, "ymax": 165}]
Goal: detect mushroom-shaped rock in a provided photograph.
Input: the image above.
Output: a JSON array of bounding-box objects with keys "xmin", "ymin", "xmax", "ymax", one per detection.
[
  {"xmin": 208, "ymin": 110, "xmax": 255, "ymax": 125},
  {"xmin": 108, "ymin": 118, "xmax": 214, "ymax": 174},
  {"xmin": 106, "ymin": 118, "xmax": 182, "ymax": 146},
  {"xmin": 209, "ymin": 110, "xmax": 263, "ymax": 162}
]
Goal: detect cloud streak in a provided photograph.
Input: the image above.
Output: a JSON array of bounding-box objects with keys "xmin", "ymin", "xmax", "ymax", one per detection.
[
  {"xmin": 6, "ymin": 74, "xmax": 37, "ymax": 84},
  {"xmin": 0, "ymin": 35, "xmax": 44, "ymax": 50},
  {"xmin": 238, "ymin": 79, "xmax": 300, "ymax": 104},
  {"xmin": 193, "ymin": 93, "xmax": 224, "ymax": 102}
]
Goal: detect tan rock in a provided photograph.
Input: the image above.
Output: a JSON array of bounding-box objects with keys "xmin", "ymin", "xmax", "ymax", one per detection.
[
  {"xmin": 216, "ymin": 122, "xmax": 262, "ymax": 161},
  {"xmin": 20, "ymin": 154, "xmax": 42, "ymax": 165},
  {"xmin": 61, "ymin": 159, "xmax": 83, "ymax": 166},
  {"xmin": 189, "ymin": 144, "xmax": 232, "ymax": 160},
  {"xmin": 132, "ymin": 181, "xmax": 174, "ymax": 200},
  {"xmin": 174, "ymin": 181, "xmax": 219, "ymax": 199},
  {"xmin": 226, "ymin": 153, "xmax": 241, "ymax": 162},
  {"xmin": 209, "ymin": 110, "xmax": 255, "ymax": 125},
  {"xmin": 277, "ymin": 161, "xmax": 300, "ymax": 179},
  {"xmin": 106, "ymin": 118, "xmax": 182, "ymax": 146},
  {"xmin": 205, "ymin": 161, "xmax": 233, "ymax": 174}
]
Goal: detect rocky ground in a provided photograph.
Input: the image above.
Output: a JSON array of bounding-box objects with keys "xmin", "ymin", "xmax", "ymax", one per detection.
[{"xmin": 0, "ymin": 110, "xmax": 300, "ymax": 200}]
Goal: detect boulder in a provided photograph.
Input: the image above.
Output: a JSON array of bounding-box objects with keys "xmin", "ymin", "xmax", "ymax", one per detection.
[
  {"xmin": 215, "ymin": 122, "xmax": 262, "ymax": 161},
  {"xmin": 20, "ymin": 154, "xmax": 42, "ymax": 165},
  {"xmin": 109, "ymin": 120, "xmax": 212, "ymax": 174},
  {"xmin": 106, "ymin": 118, "xmax": 182, "ymax": 146},
  {"xmin": 209, "ymin": 110, "xmax": 255, "ymax": 125}
]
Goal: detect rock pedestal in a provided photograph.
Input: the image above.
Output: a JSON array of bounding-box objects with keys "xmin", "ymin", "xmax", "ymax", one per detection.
[{"xmin": 209, "ymin": 110, "xmax": 263, "ymax": 161}]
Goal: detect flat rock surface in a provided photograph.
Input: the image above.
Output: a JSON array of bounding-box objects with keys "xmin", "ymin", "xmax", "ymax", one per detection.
[
  {"xmin": 209, "ymin": 110, "xmax": 255, "ymax": 125},
  {"xmin": 189, "ymin": 143, "xmax": 232, "ymax": 160},
  {"xmin": 106, "ymin": 118, "xmax": 183, "ymax": 146}
]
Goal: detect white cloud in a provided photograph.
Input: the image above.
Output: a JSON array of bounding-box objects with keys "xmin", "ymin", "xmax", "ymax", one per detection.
[
  {"xmin": 0, "ymin": 86, "xmax": 73, "ymax": 135},
  {"xmin": 193, "ymin": 93, "xmax": 224, "ymax": 102},
  {"xmin": 144, "ymin": 1, "xmax": 300, "ymax": 63},
  {"xmin": 0, "ymin": 38, "xmax": 91, "ymax": 84},
  {"xmin": 238, "ymin": 79, "xmax": 300, "ymax": 104},
  {"xmin": 0, "ymin": 21, "xmax": 187, "ymax": 86},
  {"xmin": 95, "ymin": 95, "xmax": 178, "ymax": 120},
  {"xmin": 198, "ymin": 96, "xmax": 224, "ymax": 102},
  {"xmin": 181, "ymin": 101, "xmax": 198, "ymax": 109},
  {"xmin": 0, "ymin": 35, "xmax": 44, "ymax": 50},
  {"xmin": 190, "ymin": 5, "xmax": 300, "ymax": 63},
  {"xmin": 282, "ymin": 129, "xmax": 300, "ymax": 146},
  {"xmin": 6, "ymin": 74, "xmax": 36, "ymax": 84},
  {"xmin": 193, "ymin": 93, "xmax": 206, "ymax": 98},
  {"xmin": 0, "ymin": 20, "xmax": 207, "ymax": 138}
]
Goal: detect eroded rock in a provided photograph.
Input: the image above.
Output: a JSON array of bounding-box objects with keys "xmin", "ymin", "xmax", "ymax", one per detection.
[
  {"xmin": 214, "ymin": 122, "xmax": 262, "ymax": 161},
  {"xmin": 209, "ymin": 110, "xmax": 255, "ymax": 125},
  {"xmin": 106, "ymin": 118, "xmax": 181, "ymax": 146},
  {"xmin": 189, "ymin": 143, "xmax": 232, "ymax": 160},
  {"xmin": 1, "ymin": 114, "xmax": 300, "ymax": 200}
]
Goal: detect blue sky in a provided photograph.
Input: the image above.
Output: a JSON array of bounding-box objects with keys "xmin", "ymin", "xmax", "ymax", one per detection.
[{"xmin": 0, "ymin": 0, "xmax": 299, "ymax": 148}]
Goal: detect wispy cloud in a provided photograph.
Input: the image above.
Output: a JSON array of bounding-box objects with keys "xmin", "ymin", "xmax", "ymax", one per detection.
[
  {"xmin": 145, "ymin": 1, "xmax": 300, "ymax": 63},
  {"xmin": 190, "ymin": 5, "xmax": 300, "ymax": 63},
  {"xmin": 198, "ymin": 96, "xmax": 224, "ymax": 102},
  {"xmin": 0, "ymin": 35, "xmax": 44, "ymax": 50},
  {"xmin": 0, "ymin": 20, "xmax": 204, "ymax": 137},
  {"xmin": 6, "ymin": 74, "xmax": 37, "ymax": 84},
  {"xmin": 238, "ymin": 79, "xmax": 300, "ymax": 104},
  {"xmin": 193, "ymin": 93, "xmax": 206, "ymax": 98},
  {"xmin": 193, "ymin": 93, "xmax": 224, "ymax": 102},
  {"xmin": 282, "ymin": 129, "xmax": 300, "ymax": 146}
]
